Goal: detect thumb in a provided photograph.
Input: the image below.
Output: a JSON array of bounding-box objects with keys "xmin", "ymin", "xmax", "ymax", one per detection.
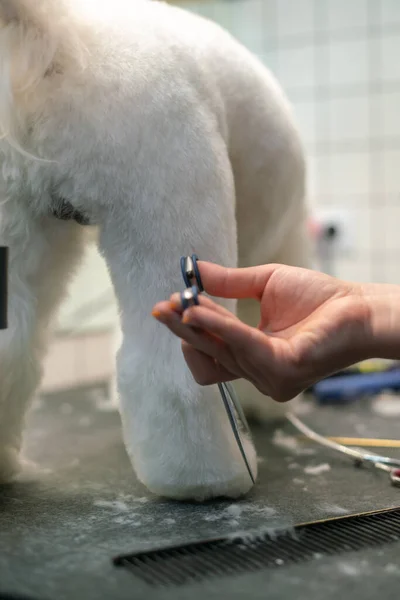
[{"xmin": 198, "ymin": 261, "xmax": 277, "ymax": 300}]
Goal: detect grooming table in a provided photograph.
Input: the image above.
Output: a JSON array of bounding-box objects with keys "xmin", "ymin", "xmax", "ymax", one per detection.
[{"xmin": 0, "ymin": 386, "xmax": 399, "ymax": 600}]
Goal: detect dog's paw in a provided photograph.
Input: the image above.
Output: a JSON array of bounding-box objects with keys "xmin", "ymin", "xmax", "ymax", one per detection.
[
  {"xmin": 135, "ymin": 436, "xmax": 257, "ymax": 502},
  {"xmin": 0, "ymin": 449, "xmax": 51, "ymax": 484},
  {"xmin": 0, "ymin": 447, "xmax": 23, "ymax": 484},
  {"xmin": 14, "ymin": 458, "xmax": 52, "ymax": 483}
]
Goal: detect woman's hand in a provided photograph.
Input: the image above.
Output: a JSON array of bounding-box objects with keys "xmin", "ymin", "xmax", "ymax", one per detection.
[{"xmin": 151, "ymin": 262, "xmax": 384, "ymax": 401}]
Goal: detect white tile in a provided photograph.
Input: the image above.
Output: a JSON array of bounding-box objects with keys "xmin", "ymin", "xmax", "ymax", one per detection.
[
  {"xmin": 276, "ymin": 0, "xmax": 314, "ymax": 38},
  {"xmin": 57, "ymin": 245, "xmax": 117, "ymax": 333},
  {"xmin": 186, "ymin": 1, "xmax": 215, "ymax": 19},
  {"xmin": 369, "ymin": 95, "xmax": 384, "ymax": 139},
  {"xmin": 313, "ymin": 193, "xmax": 371, "ymax": 210},
  {"xmin": 382, "ymin": 206, "xmax": 400, "ymax": 252},
  {"xmin": 329, "ymin": 153, "xmax": 370, "ymax": 196},
  {"xmin": 262, "ymin": 0, "xmax": 278, "ymax": 39},
  {"xmin": 208, "ymin": 1, "xmax": 233, "ymax": 28},
  {"xmin": 384, "ymin": 194, "xmax": 399, "ymax": 206},
  {"xmin": 41, "ymin": 337, "xmax": 79, "ymax": 392},
  {"xmin": 314, "ymin": 99, "xmax": 330, "ymax": 142},
  {"xmin": 228, "ymin": 0, "xmax": 267, "ymax": 53},
  {"xmin": 293, "ymin": 102, "xmax": 316, "ymax": 144},
  {"xmin": 381, "ymin": 91, "xmax": 400, "ymax": 137},
  {"xmin": 277, "ymin": 45, "xmax": 315, "ymax": 89},
  {"xmin": 182, "ymin": 1, "xmax": 199, "ymax": 14},
  {"xmin": 368, "ymin": 208, "xmax": 387, "ymax": 252},
  {"xmin": 328, "ymin": 39, "xmax": 369, "ymax": 87},
  {"xmin": 326, "ymin": 0, "xmax": 368, "ymax": 32},
  {"xmin": 351, "ymin": 261, "xmax": 372, "ymax": 283},
  {"xmin": 307, "ymin": 155, "xmax": 330, "ymax": 197},
  {"xmin": 380, "ymin": 261, "xmax": 400, "ymax": 285},
  {"xmin": 307, "ymin": 194, "xmax": 320, "ymax": 210},
  {"xmin": 335, "ymin": 258, "xmax": 371, "ymax": 283},
  {"xmin": 259, "ymin": 51, "xmax": 279, "ymax": 77},
  {"xmin": 348, "ymin": 194, "xmax": 374, "ymax": 209},
  {"xmin": 368, "ymin": 152, "xmax": 386, "ymax": 196},
  {"xmin": 328, "ymin": 96, "xmax": 369, "ymax": 142},
  {"xmin": 41, "ymin": 332, "xmax": 114, "ymax": 393},
  {"xmin": 381, "ymin": 35, "xmax": 400, "ymax": 82},
  {"xmin": 306, "ymin": 156, "xmax": 318, "ymax": 198},
  {"xmin": 353, "ymin": 207, "xmax": 372, "ymax": 254},
  {"xmin": 380, "ymin": 0, "xmax": 400, "ymax": 26},
  {"xmin": 312, "ymin": 194, "xmax": 337, "ymax": 207},
  {"xmin": 382, "ymin": 150, "xmax": 400, "ymax": 195},
  {"xmin": 81, "ymin": 335, "xmax": 114, "ymax": 381},
  {"xmin": 240, "ymin": 0, "xmax": 265, "ymax": 18}
]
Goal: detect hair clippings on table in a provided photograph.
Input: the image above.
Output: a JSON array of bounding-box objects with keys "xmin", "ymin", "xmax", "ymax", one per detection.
[{"xmin": 180, "ymin": 254, "xmax": 255, "ymax": 485}]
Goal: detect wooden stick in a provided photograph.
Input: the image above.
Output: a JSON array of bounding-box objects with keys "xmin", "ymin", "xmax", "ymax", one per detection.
[{"xmin": 297, "ymin": 436, "xmax": 400, "ymax": 448}]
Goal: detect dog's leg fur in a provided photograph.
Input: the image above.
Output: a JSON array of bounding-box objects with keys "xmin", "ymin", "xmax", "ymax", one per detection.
[
  {"xmin": 97, "ymin": 125, "xmax": 258, "ymax": 501},
  {"xmin": 0, "ymin": 0, "xmax": 310, "ymax": 499},
  {"xmin": 0, "ymin": 200, "xmax": 86, "ymax": 480}
]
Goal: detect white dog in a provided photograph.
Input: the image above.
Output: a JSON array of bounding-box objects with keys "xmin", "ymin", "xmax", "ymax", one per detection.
[{"xmin": 0, "ymin": 0, "xmax": 310, "ymax": 500}]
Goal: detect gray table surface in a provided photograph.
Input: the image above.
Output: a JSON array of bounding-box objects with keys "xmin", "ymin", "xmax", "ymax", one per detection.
[{"xmin": 1, "ymin": 385, "xmax": 400, "ymax": 599}]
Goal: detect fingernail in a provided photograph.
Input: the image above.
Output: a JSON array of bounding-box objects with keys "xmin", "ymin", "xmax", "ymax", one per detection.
[
  {"xmin": 152, "ymin": 309, "xmax": 165, "ymax": 321},
  {"xmin": 182, "ymin": 313, "xmax": 191, "ymax": 324},
  {"xmin": 169, "ymin": 294, "xmax": 181, "ymax": 310}
]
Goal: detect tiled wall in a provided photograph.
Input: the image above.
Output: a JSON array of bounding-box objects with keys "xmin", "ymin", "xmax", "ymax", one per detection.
[
  {"xmin": 178, "ymin": 0, "xmax": 400, "ymax": 284},
  {"xmin": 56, "ymin": 244, "xmax": 117, "ymax": 334}
]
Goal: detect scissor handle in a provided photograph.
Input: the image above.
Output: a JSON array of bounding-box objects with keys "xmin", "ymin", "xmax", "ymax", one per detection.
[
  {"xmin": 180, "ymin": 286, "xmax": 200, "ymax": 310},
  {"xmin": 180, "ymin": 254, "xmax": 204, "ymax": 292}
]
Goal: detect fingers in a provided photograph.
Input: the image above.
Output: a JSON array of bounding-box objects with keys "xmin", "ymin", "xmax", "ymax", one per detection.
[
  {"xmin": 153, "ymin": 291, "xmax": 238, "ymax": 322},
  {"xmin": 152, "ymin": 300, "xmax": 175, "ymax": 320},
  {"xmin": 153, "ymin": 297, "xmax": 272, "ymax": 369},
  {"xmin": 181, "ymin": 342, "xmax": 237, "ymax": 386},
  {"xmin": 152, "ymin": 297, "xmax": 297, "ymax": 400},
  {"xmin": 181, "ymin": 305, "xmax": 266, "ymax": 353},
  {"xmin": 196, "ymin": 261, "xmax": 278, "ymax": 300},
  {"xmin": 151, "ymin": 300, "xmax": 239, "ymax": 384},
  {"xmin": 169, "ymin": 292, "xmax": 238, "ymax": 319},
  {"xmin": 152, "ymin": 305, "xmax": 236, "ymax": 369}
]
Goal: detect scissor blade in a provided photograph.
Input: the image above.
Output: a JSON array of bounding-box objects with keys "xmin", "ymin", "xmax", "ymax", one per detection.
[
  {"xmin": 223, "ymin": 381, "xmax": 252, "ymax": 436},
  {"xmin": 218, "ymin": 382, "xmax": 255, "ymax": 484}
]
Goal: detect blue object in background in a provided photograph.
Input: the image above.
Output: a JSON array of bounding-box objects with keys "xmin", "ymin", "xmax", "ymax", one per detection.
[{"xmin": 314, "ymin": 369, "xmax": 400, "ymax": 404}]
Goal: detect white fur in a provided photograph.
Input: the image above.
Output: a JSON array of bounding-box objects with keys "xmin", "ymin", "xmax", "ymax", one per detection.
[{"xmin": 0, "ymin": 0, "xmax": 310, "ymax": 500}]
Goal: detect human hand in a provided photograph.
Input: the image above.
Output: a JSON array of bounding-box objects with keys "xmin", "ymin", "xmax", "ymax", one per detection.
[{"xmin": 152, "ymin": 262, "xmax": 372, "ymax": 401}]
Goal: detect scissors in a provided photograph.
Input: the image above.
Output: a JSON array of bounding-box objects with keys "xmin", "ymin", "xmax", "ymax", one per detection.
[
  {"xmin": 180, "ymin": 255, "xmax": 256, "ymax": 485},
  {"xmin": 287, "ymin": 413, "xmax": 400, "ymax": 487}
]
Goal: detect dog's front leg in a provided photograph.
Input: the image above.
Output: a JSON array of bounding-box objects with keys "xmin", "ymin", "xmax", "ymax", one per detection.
[
  {"xmin": 0, "ymin": 202, "xmax": 86, "ymax": 481},
  {"xmin": 98, "ymin": 144, "xmax": 257, "ymax": 501}
]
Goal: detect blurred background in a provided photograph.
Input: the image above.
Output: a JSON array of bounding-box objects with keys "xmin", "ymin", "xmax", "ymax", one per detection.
[{"xmin": 41, "ymin": 0, "xmax": 400, "ymax": 394}]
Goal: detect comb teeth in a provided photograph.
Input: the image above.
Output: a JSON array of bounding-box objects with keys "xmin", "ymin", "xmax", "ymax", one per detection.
[{"xmin": 114, "ymin": 507, "xmax": 400, "ymax": 587}]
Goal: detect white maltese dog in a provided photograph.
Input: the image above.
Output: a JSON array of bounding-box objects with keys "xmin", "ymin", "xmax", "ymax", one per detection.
[{"xmin": 0, "ymin": 0, "xmax": 310, "ymax": 500}]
